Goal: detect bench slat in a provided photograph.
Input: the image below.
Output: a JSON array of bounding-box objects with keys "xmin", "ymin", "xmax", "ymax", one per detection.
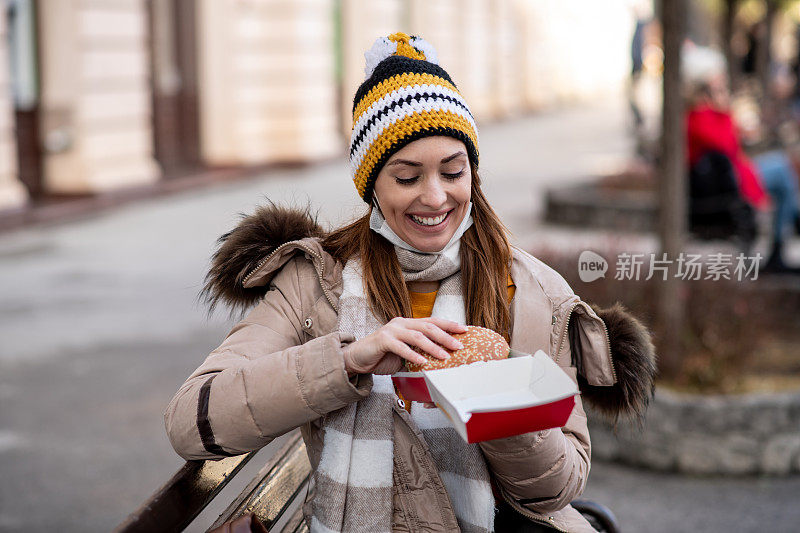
[
  {"xmin": 208, "ymin": 433, "xmax": 311, "ymax": 531},
  {"xmin": 280, "ymin": 504, "xmax": 310, "ymax": 533},
  {"xmin": 115, "ymin": 450, "xmax": 257, "ymax": 533}
]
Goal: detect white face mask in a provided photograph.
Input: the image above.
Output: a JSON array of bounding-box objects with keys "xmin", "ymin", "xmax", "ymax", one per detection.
[{"xmin": 369, "ymin": 196, "xmax": 474, "ymax": 254}]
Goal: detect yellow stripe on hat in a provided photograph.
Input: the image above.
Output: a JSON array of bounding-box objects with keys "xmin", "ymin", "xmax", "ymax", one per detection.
[
  {"xmin": 353, "ymin": 109, "xmax": 479, "ymax": 198},
  {"xmin": 352, "ymin": 72, "xmax": 460, "ymax": 127}
]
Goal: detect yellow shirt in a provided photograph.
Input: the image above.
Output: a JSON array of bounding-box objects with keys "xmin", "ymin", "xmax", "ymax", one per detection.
[{"xmin": 409, "ymin": 275, "xmax": 516, "ymax": 318}]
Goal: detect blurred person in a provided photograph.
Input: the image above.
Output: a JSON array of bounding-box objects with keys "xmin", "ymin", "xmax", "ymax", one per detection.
[
  {"xmin": 684, "ymin": 45, "xmax": 800, "ymax": 273},
  {"xmin": 164, "ymin": 33, "xmax": 655, "ymax": 532},
  {"xmin": 791, "ymin": 23, "xmax": 800, "ymax": 119},
  {"xmin": 628, "ymin": 3, "xmax": 655, "ymax": 159},
  {"xmin": 630, "ymin": 15, "xmax": 647, "ymax": 129},
  {"xmin": 742, "ymin": 22, "xmax": 761, "ymax": 78}
]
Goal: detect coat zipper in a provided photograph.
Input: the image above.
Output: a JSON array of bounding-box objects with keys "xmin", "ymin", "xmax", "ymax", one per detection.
[
  {"xmin": 242, "ymin": 241, "xmax": 294, "ymax": 285},
  {"xmin": 498, "ymin": 488, "xmax": 569, "ymax": 532},
  {"xmin": 554, "ymin": 302, "xmax": 579, "ymax": 366},
  {"xmin": 599, "ymin": 314, "xmax": 616, "ymax": 382},
  {"xmin": 555, "ymin": 301, "xmax": 617, "ymax": 383},
  {"xmin": 242, "ymin": 241, "xmax": 338, "ymax": 312}
]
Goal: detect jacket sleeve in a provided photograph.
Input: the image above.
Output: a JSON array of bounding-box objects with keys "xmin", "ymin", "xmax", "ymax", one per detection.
[
  {"xmin": 164, "ymin": 259, "xmax": 372, "ymax": 461},
  {"xmin": 479, "ymin": 341, "xmax": 590, "ymax": 514}
]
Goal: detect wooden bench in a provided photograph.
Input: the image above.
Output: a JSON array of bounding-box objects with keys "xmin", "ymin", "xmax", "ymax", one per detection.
[
  {"xmin": 116, "ymin": 430, "xmax": 620, "ymax": 532},
  {"xmin": 115, "ymin": 432, "xmax": 311, "ymax": 533}
]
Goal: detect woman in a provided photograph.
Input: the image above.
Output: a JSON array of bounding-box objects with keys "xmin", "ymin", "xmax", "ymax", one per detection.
[{"xmin": 166, "ymin": 33, "xmax": 655, "ymax": 533}]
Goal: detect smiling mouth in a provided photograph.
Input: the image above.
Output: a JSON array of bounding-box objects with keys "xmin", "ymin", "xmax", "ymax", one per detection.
[{"xmin": 408, "ymin": 210, "xmax": 452, "ymax": 227}]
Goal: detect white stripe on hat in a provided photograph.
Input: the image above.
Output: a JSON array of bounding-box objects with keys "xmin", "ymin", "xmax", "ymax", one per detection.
[
  {"xmin": 350, "ymin": 97, "xmax": 477, "ymax": 175},
  {"xmin": 352, "ymin": 83, "xmax": 472, "ymax": 139}
]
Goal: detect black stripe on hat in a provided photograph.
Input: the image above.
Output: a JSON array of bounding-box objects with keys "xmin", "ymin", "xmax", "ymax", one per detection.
[
  {"xmin": 352, "ymin": 55, "xmax": 457, "ymax": 114},
  {"xmin": 350, "ymin": 91, "xmax": 473, "ymax": 157}
]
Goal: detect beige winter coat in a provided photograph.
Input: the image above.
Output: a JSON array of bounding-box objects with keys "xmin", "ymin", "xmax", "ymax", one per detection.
[{"xmin": 165, "ymin": 206, "xmax": 655, "ymax": 532}]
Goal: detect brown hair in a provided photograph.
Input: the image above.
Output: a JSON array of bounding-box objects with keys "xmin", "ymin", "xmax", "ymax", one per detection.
[{"xmin": 322, "ymin": 167, "xmax": 512, "ymax": 338}]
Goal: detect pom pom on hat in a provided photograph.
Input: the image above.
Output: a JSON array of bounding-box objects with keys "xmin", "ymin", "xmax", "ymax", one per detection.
[
  {"xmin": 363, "ymin": 32, "xmax": 439, "ymax": 78},
  {"xmin": 681, "ymin": 44, "xmax": 725, "ymax": 85}
]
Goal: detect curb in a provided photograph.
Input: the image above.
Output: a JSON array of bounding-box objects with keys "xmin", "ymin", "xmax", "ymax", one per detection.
[{"xmin": 588, "ymin": 388, "xmax": 800, "ymax": 475}]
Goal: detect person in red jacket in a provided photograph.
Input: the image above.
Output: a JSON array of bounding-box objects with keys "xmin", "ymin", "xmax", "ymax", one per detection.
[{"xmin": 685, "ymin": 46, "xmax": 800, "ymax": 273}]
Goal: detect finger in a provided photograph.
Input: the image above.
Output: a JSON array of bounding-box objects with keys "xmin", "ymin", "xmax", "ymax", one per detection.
[
  {"xmin": 401, "ymin": 329, "xmax": 451, "ymax": 360},
  {"xmin": 409, "ymin": 321, "xmax": 464, "ymax": 352},
  {"xmin": 423, "ymin": 317, "xmax": 468, "ymax": 334},
  {"xmin": 387, "ymin": 338, "xmax": 429, "ymax": 366}
]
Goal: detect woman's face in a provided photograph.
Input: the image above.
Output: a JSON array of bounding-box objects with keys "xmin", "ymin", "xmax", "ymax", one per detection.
[{"xmin": 373, "ymin": 136, "xmax": 472, "ymax": 253}]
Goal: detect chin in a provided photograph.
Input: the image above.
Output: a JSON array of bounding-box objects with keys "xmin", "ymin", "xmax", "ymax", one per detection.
[{"xmin": 411, "ymin": 237, "xmax": 451, "ymax": 253}]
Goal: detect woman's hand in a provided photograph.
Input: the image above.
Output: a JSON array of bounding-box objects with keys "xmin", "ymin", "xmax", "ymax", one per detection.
[{"xmin": 342, "ymin": 317, "xmax": 467, "ymax": 375}]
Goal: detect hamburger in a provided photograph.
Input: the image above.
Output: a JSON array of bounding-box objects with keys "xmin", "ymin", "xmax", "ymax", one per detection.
[{"xmin": 407, "ymin": 325, "xmax": 509, "ymax": 372}]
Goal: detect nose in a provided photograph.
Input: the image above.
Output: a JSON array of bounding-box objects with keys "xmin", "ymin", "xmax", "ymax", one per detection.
[{"xmin": 419, "ymin": 176, "xmax": 447, "ymax": 208}]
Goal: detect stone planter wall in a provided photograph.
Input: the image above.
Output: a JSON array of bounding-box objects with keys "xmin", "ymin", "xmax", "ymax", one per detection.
[
  {"xmin": 544, "ymin": 183, "xmax": 656, "ymax": 233},
  {"xmin": 589, "ymin": 388, "xmax": 800, "ymax": 475}
]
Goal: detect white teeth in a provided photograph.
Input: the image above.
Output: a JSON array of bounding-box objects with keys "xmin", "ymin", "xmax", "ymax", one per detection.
[{"xmin": 411, "ymin": 212, "xmax": 447, "ymax": 226}]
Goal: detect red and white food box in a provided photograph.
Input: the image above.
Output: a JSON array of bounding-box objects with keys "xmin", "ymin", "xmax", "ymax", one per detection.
[
  {"xmin": 391, "ymin": 370, "xmax": 435, "ymax": 403},
  {"xmin": 393, "ymin": 350, "xmax": 578, "ymax": 443}
]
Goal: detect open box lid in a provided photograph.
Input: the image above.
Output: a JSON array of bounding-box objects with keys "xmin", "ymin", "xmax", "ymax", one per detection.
[{"xmin": 422, "ymin": 351, "xmax": 579, "ymax": 442}]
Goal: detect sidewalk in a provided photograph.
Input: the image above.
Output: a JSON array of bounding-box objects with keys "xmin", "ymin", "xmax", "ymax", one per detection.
[{"xmin": 3, "ymin": 97, "xmax": 797, "ymax": 532}]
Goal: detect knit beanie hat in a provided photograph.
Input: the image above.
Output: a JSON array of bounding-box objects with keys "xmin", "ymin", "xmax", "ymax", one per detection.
[{"xmin": 349, "ymin": 32, "xmax": 479, "ymax": 203}]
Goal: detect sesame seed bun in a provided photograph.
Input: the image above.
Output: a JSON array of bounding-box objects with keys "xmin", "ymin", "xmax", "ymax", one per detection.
[{"xmin": 407, "ymin": 325, "xmax": 509, "ymax": 372}]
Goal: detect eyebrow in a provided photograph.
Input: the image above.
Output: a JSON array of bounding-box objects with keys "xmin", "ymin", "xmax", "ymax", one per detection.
[{"xmin": 385, "ymin": 150, "xmax": 467, "ymax": 167}]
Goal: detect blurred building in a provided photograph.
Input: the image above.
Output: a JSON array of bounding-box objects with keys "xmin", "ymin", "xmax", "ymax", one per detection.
[{"xmin": 0, "ymin": 0, "xmax": 634, "ymax": 214}]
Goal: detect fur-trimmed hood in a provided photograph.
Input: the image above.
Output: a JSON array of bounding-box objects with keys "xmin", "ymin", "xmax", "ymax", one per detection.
[
  {"xmin": 201, "ymin": 203, "xmax": 326, "ymax": 315},
  {"xmin": 202, "ymin": 204, "xmax": 656, "ymax": 421}
]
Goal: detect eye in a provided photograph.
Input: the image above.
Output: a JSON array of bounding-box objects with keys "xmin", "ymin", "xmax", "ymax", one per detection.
[
  {"xmin": 394, "ymin": 176, "xmax": 419, "ymax": 185},
  {"xmin": 442, "ymin": 170, "xmax": 465, "ymax": 180}
]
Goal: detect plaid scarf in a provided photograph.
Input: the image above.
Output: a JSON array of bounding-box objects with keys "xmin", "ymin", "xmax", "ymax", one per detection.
[{"xmin": 310, "ymin": 211, "xmax": 494, "ymax": 532}]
